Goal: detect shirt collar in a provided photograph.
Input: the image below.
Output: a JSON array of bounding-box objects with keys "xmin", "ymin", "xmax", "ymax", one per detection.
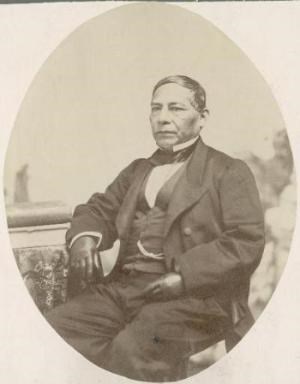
[
  {"xmin": 149, "ymin": 135, "xmax": 200, "ymax": 166},
  {"xmin": 171, "ymin": 135, "xmax": 200, "ymax": 153}
]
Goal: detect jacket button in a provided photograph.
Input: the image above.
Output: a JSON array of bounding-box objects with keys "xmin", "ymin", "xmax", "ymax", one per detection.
[{"xmin": 183, "ymin": 227, "xmax": 192, "ymax": 236}]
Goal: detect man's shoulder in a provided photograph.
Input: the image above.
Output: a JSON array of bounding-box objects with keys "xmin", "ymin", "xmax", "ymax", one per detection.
[
  {"xmin": 119, "ymin": 157, "xmax": 148, "ymax": 172},
  {"xmin": 205, "ymin": 145, "xmax": 254, "ymax": 182},
  {"xmin": 117, "ymin": 157, "xmax": 150, "ymax": 180},
  {"xmin": 207, "ymin": 145, "xmax": 239, "ymax": 167},
  {"xmin": 125, "ymin": 157, "xmax": 148, "ymax": 171}
]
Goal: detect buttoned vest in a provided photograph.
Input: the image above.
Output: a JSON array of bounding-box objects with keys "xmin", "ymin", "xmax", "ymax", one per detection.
[{"xmin": 123, "ymin": 162, "xmax": 187, "ymax": 273}]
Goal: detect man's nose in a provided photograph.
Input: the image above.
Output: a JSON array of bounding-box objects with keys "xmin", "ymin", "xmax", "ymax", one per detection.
[{"xmin": 157, "ymin": 107, "xmax": 171, "ymax": 123}]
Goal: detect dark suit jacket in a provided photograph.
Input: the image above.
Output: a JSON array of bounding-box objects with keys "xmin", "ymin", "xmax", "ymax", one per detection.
[{"xmin": 66, "ymin": 137, "xmax": 265, "ymax": 341}]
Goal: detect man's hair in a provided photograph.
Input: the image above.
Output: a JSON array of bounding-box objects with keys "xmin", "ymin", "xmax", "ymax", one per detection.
[{"xmin": 152, "ymin": 75, "xmax": 206, "ymax": 112}]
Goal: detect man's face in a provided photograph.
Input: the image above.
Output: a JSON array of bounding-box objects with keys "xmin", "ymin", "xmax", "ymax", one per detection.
[{"xmin": 150, "ymin": 83, "xmax": 206, "ymax": 151}]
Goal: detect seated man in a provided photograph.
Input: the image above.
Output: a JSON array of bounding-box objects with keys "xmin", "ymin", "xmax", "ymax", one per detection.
[{"xmin": 46, "ymin": 75, "xmax": 265, "ymax": 381}]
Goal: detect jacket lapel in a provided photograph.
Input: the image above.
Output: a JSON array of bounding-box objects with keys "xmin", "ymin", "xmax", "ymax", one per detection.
[
  {"xmin": 115, "ymin": 160, "xmax": 153, "ymax": 239},
  {"xmin": 164, "ymin": 138, "xmax": 209, "ymax": 237}
]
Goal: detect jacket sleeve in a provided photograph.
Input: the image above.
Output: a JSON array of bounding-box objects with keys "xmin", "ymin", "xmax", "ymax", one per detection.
[
  {"xmin": 66, "ymin": 159, "xmax": 142, "ymax": 250},
  {"xmin": 177, "ymin": 159, "xmax": 265, "ymax": 295}
]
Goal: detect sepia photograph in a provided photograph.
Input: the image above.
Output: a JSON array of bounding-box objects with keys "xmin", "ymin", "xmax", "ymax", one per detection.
[{"xmin": 1, "ymin": 2, "xmax": 299, "ymax": 383}]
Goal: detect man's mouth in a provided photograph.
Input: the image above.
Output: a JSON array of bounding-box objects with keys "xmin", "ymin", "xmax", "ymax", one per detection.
[{"xmin": 156, "ymin": 132, "xmax": 177, "ymax": 136}]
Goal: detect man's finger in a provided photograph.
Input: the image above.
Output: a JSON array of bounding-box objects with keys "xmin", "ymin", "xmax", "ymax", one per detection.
[
  {"xmin": 143, "ymin": 282, "xmax": 161, "ymax": 296},
  {"xmin": 85, "ymin": 255, "xmax": 94, "ymax": 282},
  {"xmin": 93, "ymin": 252, "xmax": 105, "ymax": 282},
  {"xmin": 80, "ymin": 259, "xmax": 86, "ymax": 280},
  {"xmin": 151, "ymin": 286, "xmax": 161, "ymax": 296},
  {"xmin": 71, "ymin": 252, "xmax": 84, "ymax": 270},
  {"xmin": 72, "ymin": 258, "xmax": 80, "ymax": 270},
  {"xmin": 70, "ymin": 254, "xmax": 78, "ymax": 269},
  {"xmin": 147, "ymin": 287, "xmax": 164, "ymax": 301},
  {"xmin": 70, "ymin": 259, "xmax": 75, "ymax": 269},
  {"xmin": 93, "ymin": 252, "xmax": 101, "ymax": 270},
  {"xmin": 143, "ymin": 282, "xmax": 156, "ymax": 294}
]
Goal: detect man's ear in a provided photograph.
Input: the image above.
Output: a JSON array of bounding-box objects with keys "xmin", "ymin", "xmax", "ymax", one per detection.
[
  {"xmin": 199, "ymin": 109, "xmax": 209, "ymax": 129},
  {"xmin": 200, "ymin": 108, "xmax": 209, "ymax": 120}
]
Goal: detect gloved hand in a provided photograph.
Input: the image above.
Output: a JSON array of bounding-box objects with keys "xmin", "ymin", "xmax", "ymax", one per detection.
[
  {"xmin": 69, "ymin": 236, "xmax": 103, "ymax": 283},
  {"xmin": 143, "ymin": 272, "xmax": 184, "ymax": 301}
]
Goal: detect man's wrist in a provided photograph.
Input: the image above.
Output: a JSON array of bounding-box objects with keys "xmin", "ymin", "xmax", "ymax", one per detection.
[{"xmin": 69, "ymin": 232, "xmax": 102, "ymax": 249}]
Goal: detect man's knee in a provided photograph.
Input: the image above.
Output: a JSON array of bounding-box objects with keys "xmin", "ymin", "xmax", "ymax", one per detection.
[
  {"xmin": 135, "ymin": 303, "xmax": 183, "ymax": 342},
  {"xmin": 110, "ymin": 314, "xmax": 159, "ymax": 359},
  {"xmin": 110, "ymin": 326, "xmax": 139, "ymax": 355}
]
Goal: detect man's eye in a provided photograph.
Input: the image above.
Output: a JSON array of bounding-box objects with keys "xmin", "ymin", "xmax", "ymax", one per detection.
[
  {"xmin": 151, "ymin": 106, "xmax": 161, "ymax": 112},
  {"xmin": 170, "ymin": 107, "xmax": 184, "ymax": 111}
]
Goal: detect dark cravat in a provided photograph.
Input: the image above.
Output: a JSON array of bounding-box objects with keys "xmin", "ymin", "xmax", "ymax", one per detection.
[{"xmin": 150, "ymin": 138, "xmax": 199, "ymax": 166}]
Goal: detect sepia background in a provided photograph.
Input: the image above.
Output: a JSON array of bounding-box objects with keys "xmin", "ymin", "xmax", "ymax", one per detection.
[{"xmin": 3, "ymin": 2, "xmax": 297, "ymax": 377}]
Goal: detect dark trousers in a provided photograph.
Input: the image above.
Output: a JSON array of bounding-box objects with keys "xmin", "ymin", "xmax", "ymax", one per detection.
[{"xmin": 45, "ymin": 271, "xmax": 229, "ymax": 381}]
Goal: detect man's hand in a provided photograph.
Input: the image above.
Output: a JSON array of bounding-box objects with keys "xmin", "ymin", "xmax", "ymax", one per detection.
[
  {"xmin": 143, "ymin": 272, "xmax": 184, "ymax": 301},
  {"xmin": 69, "ymin": 236, "xmax": 103, "ymax": 283}
]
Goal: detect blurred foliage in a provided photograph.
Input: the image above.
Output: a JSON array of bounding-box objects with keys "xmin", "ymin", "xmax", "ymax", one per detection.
[{"xmin": 245, "ymin": 130, "xmax": 295, "ymax": 317}]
